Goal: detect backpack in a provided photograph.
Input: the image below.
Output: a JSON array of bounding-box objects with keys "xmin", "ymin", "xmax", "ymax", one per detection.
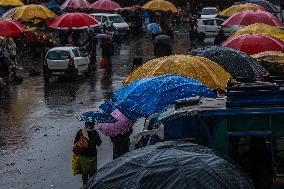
[{"xmin": 73, "ymin": 134, "xmax": 90, "ymax": 155}]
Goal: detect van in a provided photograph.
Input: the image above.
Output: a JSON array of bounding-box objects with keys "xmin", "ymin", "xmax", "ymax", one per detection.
[{"xmin": 89, "ymin": 13, "xmax": 129, "ymax": 36}]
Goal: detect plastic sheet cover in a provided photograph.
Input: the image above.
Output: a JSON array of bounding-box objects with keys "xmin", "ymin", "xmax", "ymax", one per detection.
[
  {"xmin": 100, "ymin": 74, "xmax": 215, "ymax": 120},
  {"xmin": 83, "ymin": 141, "xmax": 254, "ymax": 189}
]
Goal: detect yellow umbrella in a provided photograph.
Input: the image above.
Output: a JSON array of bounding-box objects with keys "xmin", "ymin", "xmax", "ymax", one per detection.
[
  {"xmin": 230, "ymin": 23, "xmax": 284, "ymax": 42},
  {"xmin": 124, "ymin": 55, "xmax": 231, "ymax": 90},
  {"xmin": 0, "ymin": 0, "xmax": 23, "ymax": 6},
  {"xmin": 219, "ymin": 4, "xmax": 259, "ymax": 17},
  {"xmin": 143, "ymin": 0, "xmax": 178, "ymax": 13},
  {"xmin": 10, "ymin": 4, "xmax": 57, "ymax": 21}
]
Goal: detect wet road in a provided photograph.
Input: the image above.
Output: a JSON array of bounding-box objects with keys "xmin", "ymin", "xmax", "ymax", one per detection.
[{"xmin": 0, "ymin": 28, "xmax": 204, "ymax": 188}]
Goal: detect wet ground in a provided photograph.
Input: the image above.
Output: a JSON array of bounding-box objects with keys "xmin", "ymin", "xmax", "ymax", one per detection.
[{"xmin": 0, "ymin": 26, "xmax": 210, "ymax": 188}]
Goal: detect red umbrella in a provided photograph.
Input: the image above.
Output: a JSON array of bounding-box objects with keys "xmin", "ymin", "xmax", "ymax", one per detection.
[
  {"xmin": 49, "ymin": 13, "xmax": 100, "ymax": 30},
  {"xmin": 222, "ymin": 10, "xmax": 283, "ymax": 27},
  {"xmin": 90, "ymin": 0, "xmax": 121, "ymax": 12},
  {"xmin": 60, "ymin": 0, "xmax": 90, "ymax": 10},
  {"xmin": 0, "ymin": 19, "xmax": 25, "ymax": 37},
  {"xmin": 222, "ymin": 34, "xmax": 284, "ymax": 55}
]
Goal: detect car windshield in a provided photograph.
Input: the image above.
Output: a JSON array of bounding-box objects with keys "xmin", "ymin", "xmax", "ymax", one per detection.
[
  {"xmin": 108, "ymin": 16, "xmax": 124, "ymax": 23},
  {"xmin": 47, "ymin": 50, "xmax": 70, "ymax": 60},
  {"xmin": 202, "ymin": 9, "xmax": 217, "ymax": 15}
]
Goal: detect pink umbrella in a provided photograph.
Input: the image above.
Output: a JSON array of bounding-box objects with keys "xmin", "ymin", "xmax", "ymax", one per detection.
[
  {"xmin": 49, "ymin": 13, "xmax": 99, "ymax": 29},
  {"xmin": 222, "ymin": 34, "xmax": 284, "ymax": 55},
  {"xmin": 0, "ymin": 19, "xmax": 25, "ymax": 37},
  {"xmin": 60, "ymin": 0, "xmax": 90, "ymax": 10},
  {"xmin": 222, "ymin": 10, "xmax": 283, "ymax": 27},
  {"xmin": 90, "ymin": 0, "xmax": 121, "ymax": 12},
  {"xmin": 99, "ymin": 109, "xmax": 135, "ymax": 137}
]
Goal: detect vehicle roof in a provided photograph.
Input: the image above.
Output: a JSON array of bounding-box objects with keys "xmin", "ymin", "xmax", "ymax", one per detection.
[
  {"xmin": 202, "ymin": 7, "xmax": 218, "ymax": 10},
  {"xmin": 48, "ymin": 47, "xmax": 77, "ymax": 51},
  {"xmin": 90, "ymin": 13, "xmax": 120, "ymax": 16}
]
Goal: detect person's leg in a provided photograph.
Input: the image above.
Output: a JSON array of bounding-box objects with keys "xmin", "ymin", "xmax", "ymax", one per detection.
[{"xmin": 82, "ymin": 173, "xmax": 89, "ymax": 184}]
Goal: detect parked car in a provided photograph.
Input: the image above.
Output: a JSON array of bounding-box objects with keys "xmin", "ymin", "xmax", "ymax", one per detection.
[
  {"xmin": 89, "ymin": 13, "xmax": 130, "ymax": 36},
  {"xmin": 197, "ymin": 18, "xmax": 240, "ymax": 40},
  {"xmin": 200, "ymin": 7, "xmax": 218, "ymax": 19},
  {"xmin": 43, "ymin": 47, "xmax": 90, "ymax": 81}
]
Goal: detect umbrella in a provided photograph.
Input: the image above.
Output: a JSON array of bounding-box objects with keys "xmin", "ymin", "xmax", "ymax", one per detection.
[
  {"xmin": 187, "ymin": 46, "xmax": 267, "ymax": 78},
  {"xmin": 9, "ymin": 4, "xmax": 57, "ymax": 21},
  {"xmin": 42, "ymin": 2, "xmax": 61, "ymax": 12},
  {"xmin": 100, "ymin": 74, "xmax": 216, "ymax": 121},
  {"xmin": 124, "ymin": 55, "xmax": 231, "ymax": 90},
  {"xmin": 245, "ymin": 3, "xmax": 267, "ymax": 11},
  {"xmin": 153, "ymin": 34, "xmax": 171, "ymax": 45},
  {"xmin": 143, "ymin": 0, "xmax": 178, "ymax": 13},
  {"xmin": 219, "ymin": 4, "xmax": 266, "ymax": 17},
  {"xmin": 146, "ymin": 23, "xmax": 162, "ymax": 34},
  {"xmin": 0, "ymin": 19, "xmax": 25, "ymax": 37},
  {"xmin": 49, "ymin": 13, "xmax": 100, "ymax": 30},
  {"xmin": 230, "ymin": 23, "xmax": 284, "ymax": 42},
  {"xmin": 90, "ymin": 0, "xmax": 121, "ymax": 12},
  {"xmin": 1, "ymin": 7, "xmax": 16, "ymax": 18},
  {"xmin": 222, "ymin": 10, "xmax": 283, "ymax": 27},
  {"xmin": 99, "ymin": 108, "xmax": 135, "ymax": 137},
  {"xmin": 245, "ymin": 0, "xmax": 279, "ymax": 13},
  {"xmin": 222, "ymin": 34, "xmax": 284, "ymax": 55},
  {"xmin": 0, "ymin": 0, "xmax": 23, "ymax": 6},
  {"xmin": 95, "ymin": 33, "xmax": 112, "ymax": 38},
  {"xmin": 77, "ymin": 111, "xmax": 117, "ymax": 123},
  {"xmin": 60, "ymin": 0, "xmax": 90, "ymax": 10},
  {"xmin": 83, "ymin": 141, "xmax": 254, "ymax": 189}
]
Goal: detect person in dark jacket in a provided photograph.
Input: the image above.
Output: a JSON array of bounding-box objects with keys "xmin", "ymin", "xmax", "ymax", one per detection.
[
  {"xmin": 74, "ymin": 122, "xmax": 102, "ymax": 184},
  {"xmin": 110, "ymin": 128, "xmax": 133, "ymax": 159},
  {"xmin": 214, "ymin": 28, "xmax": 226, "ymax": 45},
  {"xmin": 100, "ymin": 38, "xmax": 114, "ymax": 72}
]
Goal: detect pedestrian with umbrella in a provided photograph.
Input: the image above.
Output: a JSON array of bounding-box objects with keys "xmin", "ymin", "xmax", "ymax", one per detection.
[
  {"xmin": 153, "ymin": 34, "xmax": 172, "ymax": 58},
  {"xmin": 99, "ymin": 36, "xmax": 114, "ymax": 73}
]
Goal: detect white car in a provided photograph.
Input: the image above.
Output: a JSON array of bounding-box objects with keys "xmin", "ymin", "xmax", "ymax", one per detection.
[
  {"xmin": 197, "ymin": 18, "xmax": 241, "ymax": 39},
  {"xmin": 201, "ymin": 7, "xmax": 218, "ymax": 19},
  {"xmin": 90, "ymin": 13, "xmax": 129, "ymax": 36},
  {"xmin": 43, "ymin": 47, "xmax": 90, "ymax": 81}
]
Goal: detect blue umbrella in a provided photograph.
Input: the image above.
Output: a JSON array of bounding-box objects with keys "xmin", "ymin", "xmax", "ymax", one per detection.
[
  {"xmin": 78, "ymin": 111, "xmax": 117, "ymax": 123},
  {"xmin": 146, "ymin": 23, "xmax": 162, "ymax": 35},
  {"xmin": 100, "ymin": 74, "xmax": 216, "ymax": 120},
  {"xmin": 42, "ymin": 2, "xmax": 61, "ymax": 11}
]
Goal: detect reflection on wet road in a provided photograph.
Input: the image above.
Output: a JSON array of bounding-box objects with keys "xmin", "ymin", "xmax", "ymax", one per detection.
[{"xmin": 0, "ymin": 31, "xmax": 194, "ymax": 188}]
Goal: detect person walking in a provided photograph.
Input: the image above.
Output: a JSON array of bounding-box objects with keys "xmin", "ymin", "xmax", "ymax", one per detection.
[
  {"xmin": 73, "ymin": 122, "xmax": 102, "ymax": 185},
  {"xmin": 214, "ymin": 28, "xmax": 226, "ymax": 45},
  {"xmin": 100, "ymin": 38, "xmax": 114, "ymax": 72},
  {"xmin": 110, "ymin": 127, "xmax": 133, "ymax": 159}
]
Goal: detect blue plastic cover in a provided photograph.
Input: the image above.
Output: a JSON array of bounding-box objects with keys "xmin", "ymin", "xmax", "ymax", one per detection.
[
  {"xmin": 100, "ymin": 74, "xmax": 215, "ymax": 120},
  {"xmin": 77, "ymin": 111, "xmax": 117, "ymax": 123}
]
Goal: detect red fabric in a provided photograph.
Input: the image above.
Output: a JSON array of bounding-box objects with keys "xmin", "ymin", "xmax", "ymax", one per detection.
[
  {"xmin": 48, "ymin": 13, "xmax": 100, "ymax": 29},
  {"xmin": 60, "ymin": 0, "xmax": 90, "ymax": 10},
  {"xmin": 222, "ymin": 10, "xmax": 283, "ymax": 27},
  {"xmin": 0, "ymin": 19, "xmax": 25, "ymax": 37},
  {"xmin": 90, "ymin": 0, "xmax": 121, "ymax": 12},
  {"xmin": 222, "ymin": 34, "xmax": 284, "ymax": 55}
]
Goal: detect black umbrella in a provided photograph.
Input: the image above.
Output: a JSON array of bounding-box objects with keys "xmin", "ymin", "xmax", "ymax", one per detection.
[
  {"xmin": 83, "ymin": 141, "xmax": 254, "ymax": 189},
  {"xmin": 153, "ymin": 34, "xmax": 172, "ymax": 45},
  {"xmin": 187, "ymin": 46, "xmax": 267, "ymax": 78},
  {"xmin": 245, "ymin": 0, "xmax": 279, "ymax": 13}
]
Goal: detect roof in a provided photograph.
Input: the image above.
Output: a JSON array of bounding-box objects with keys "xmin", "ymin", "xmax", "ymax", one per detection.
[
  {"xmin": 89, "ymin": 13, "xmax": 119, "ymax": 17},
  {"xmin": 48, "ymin": 46, "xmax": 77, "ymax": 51}
]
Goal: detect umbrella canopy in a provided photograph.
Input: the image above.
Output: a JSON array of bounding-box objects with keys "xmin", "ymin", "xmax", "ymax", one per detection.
[
  {"xmin": 187, "ymin": 46, "xmax": 266, "ymax": 78},
  {"xmin": 83, "ymin": 141, "xmax": 254, "ymax": 189},
  {"xmin": 246, "ymin": 0, "xmax": 279, "ymax": 13},
  {"xmin": 230, "ymin": 23, "xmax": 284, "ymax": 42},
  {"xmin": 0, "ymin": 0, "xmax": 23, "ymax": 6},
  {"xmin": 1, "ymin": 7, "xmax": 16, "ymax": 18},
  {"xmin": 0, "ymin": 19, "xmax": 25, "ymax": 37},
  {"xmin": 245, "ymin": 3, "xmax": 267, "ymax": 11},
  {"xmin": 99, "ymin": 108, "xmax": 135, "ymax": 137},
  {"xmin": 49, "ymin": 13, "xmax": 99, "ymax": 30},
  {"xmin": 100, "ymin": 74, "xmax": 215, "ymax": 121},
  {"xmin": 146, "ymin": 23, "xmax": 162, "ymax": 34},
  {"xmin": 60, "ymin": 0, "xmax": 90, "ymax": 10},
  {"xmin": 78, "ymin": 111, "xmax": 117, "ymax": 123},
  {"xmin": 153, "ymin": 34, "xmax": 171, "ymax": 45},
  {"xmin": 124, "ymin": 55, "xmax": 231, "ymax": 90},
  {"xmin": 42, "ymin": 2, "xmax": 61, "ymax": 12},
  {"xmin": 90, "ymin": 0, "xmax": 121, "ymax": 12},
  {"xmin": 143, "ymin": 0, "xmax": 178, "ymax": 13},
  {"xmin": 9, "ymin": 4, "xmax": 57, "ymax": 21},
  {"xmin": 222, "ymin": 10, "xmax": 283, "ymax": 27},
  {"xmin": 222, "ymin": 34, "xmax": 284, "ymax": 55},
  {"xmin": 219, "ymin": 4, "xmax": 266, "ymax": 17}
]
